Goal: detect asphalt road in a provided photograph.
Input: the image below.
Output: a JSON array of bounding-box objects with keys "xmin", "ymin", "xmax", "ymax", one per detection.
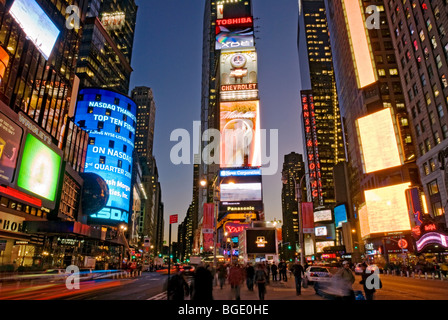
[
  {"xmin": 353, "ymin": 274, "xmax": 448, "ymax": 300},
  {"xmin": 66, "ymin": 272, "xmax": 169, "ymax": 300},
  {"xmin": 62, "ymin": 272, "xmax": 448, "ymax": 300}
]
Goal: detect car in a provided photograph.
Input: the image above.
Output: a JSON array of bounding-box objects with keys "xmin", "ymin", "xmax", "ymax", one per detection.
[
  {"xmin": 304, "ymin": 266, "xmax": 339, "ymax": 285},
  {"xmin": 354, "ymin": 263, "xmax": 379, "ymax": 275},
  {"xmin": 354, "ymin": 263, "xmax": 364, "ymax": 275},
  {"xmin": 181, "ymin": 265, "xmax": 195, "ymax": 276}
]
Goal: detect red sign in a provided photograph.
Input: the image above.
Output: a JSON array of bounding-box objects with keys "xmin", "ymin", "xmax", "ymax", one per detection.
[
  {"xmin": 301, "ymin": 92, "xmax": 323, "ymax": 206},
  {"xmin": 301, "ymin": 202, "xmax": 315, "ymax": 233},
  {"xmin": 424, "ymin": 224, "xmax": 437, "ymax": 232},
  {"xmin": 322, "ymin": 254, "xmax": 336, "ymax": 259},
  {"xmin": 398, "ymin": 239, "xmax": 408, "ymax": 249},
  {"xmin": 224, "ymin": 222, "xmax": 250, "ymax": 236},
  {"xmin": 169, "ymin": 215, "xmax": 178, "ymax": 224},
  {"xmin": 216, "ymin": 17, "xmax": 253, "ymax": 27}
]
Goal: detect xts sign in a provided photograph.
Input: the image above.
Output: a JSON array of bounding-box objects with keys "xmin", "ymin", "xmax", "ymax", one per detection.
[{"xmin": 91, "ymin": 208, "xmax": 129, "ymax": 223}]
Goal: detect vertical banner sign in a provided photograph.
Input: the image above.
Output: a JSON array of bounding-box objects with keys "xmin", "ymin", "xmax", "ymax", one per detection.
[
  {"xmin": 302, "ymin": 202, "xmax": 315, "ymax": 234},
  {"xmin": 202, "ymin": 203, "xmax": 215, "ymax": 250},
  {"xmin": 405, "ymin": 187, "xmax": 423, "ymax": 227},
  {"xmin": 301, "ymin": 92, "xmax": 323, "ymax": 206},
  {"xmin": 170, "ymin": 214, "xmax": 178, "ymax": 224}
]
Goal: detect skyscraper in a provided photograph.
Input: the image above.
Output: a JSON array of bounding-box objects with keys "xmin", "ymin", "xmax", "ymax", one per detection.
[
  {"xmin": 299, "ymin": 0, "xmax": 345, "ymax": 209},
  {"xmin": 132, "ymin": 86, "xmax": 156, "ymax": 160},
  {"xmin": 324, "ymin": 0, "xmax": 421, "ymax": 263},
  {"xmin": 281, "ymin": 152, "xmax": 306, "ymax": 261},
  {"xmin": 383, "ymin": 1, "xmax": 448, "ymax": 229},
  {"xmin": 76, "ymin": 0, "xmax": 138, "ymax": 94}
]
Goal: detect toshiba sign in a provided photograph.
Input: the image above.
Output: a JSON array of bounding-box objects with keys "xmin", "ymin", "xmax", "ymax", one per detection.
[{"xmin": 216, "ymin": 17, "xmax": 253, "ymax": 27}]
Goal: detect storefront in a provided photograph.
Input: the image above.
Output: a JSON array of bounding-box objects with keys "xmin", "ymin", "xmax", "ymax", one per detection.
[
  {"xmin": 413, "ymin": 221, "xmax": 448, "ymax": 265},
  {"xmin": 0, "ymin": 211, "xmax": 45, "ymax": 270}
]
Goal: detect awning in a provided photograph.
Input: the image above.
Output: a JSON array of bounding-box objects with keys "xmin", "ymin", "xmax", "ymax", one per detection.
[{"xmin": 23, "ymin": 221, "xmax": 105, "ymax": 240}]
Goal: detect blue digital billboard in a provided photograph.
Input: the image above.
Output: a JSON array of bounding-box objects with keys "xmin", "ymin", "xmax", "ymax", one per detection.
[
  {"xmin": 334, "ymin": 204, "xmax": 348, "ymax": 228},
  {"xmin": 75, "ymin": 88, "xmax": 137, "ymax": 226}
]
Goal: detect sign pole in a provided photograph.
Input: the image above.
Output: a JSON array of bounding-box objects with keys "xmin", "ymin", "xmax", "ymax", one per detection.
[{"xmin": 168, "ymin": 223, "xmax": 172, "ymax": 278}]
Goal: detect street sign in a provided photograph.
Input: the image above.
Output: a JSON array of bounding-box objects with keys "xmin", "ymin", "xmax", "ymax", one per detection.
[{"xmin": 170, "ymin": 214, "xmax": 178, "ymax": 224}]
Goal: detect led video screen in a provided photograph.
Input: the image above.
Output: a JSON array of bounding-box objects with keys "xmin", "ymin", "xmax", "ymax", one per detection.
[
  {"xmin": 9, "ymin": 0, "xmax": 60, "ymax": 60},
  {"xmin": 75, "ymin": 88, "xmax": 137, "ymax": 225},
  {"xmin": 220, "ymin": 100, "xmax": 261, "ymax": 168},
  {"xmin": 220, "ymin": 183, "xmax": 262, "ymax": 202},
  {"xmin": 17, "ymin": 134, "xmax": 62, "ymax": 202},
  {"xmin": 357, "ymin": 108, "xmax": 403, "ymax": 174}
]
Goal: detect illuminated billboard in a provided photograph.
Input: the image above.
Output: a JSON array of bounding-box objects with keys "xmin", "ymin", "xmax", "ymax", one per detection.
[
  {"xmin": 301, "ymin": 92, "xmax": 323, "ymax": 206},
  {"xmin": 16, "ymin": 133, "xmax": 62, "ymax": 205},
  {"xmin": 315, "ymin": 226, "xmax": 328, "ymax": 237},
  {"xmin": 334, "ymin": 204, "xmax": 348, "ymax": 228},
  {"xmin": 9, "ymin": 0, "xmax": 60, "ymax": 60},
  {"xmin": 314, "ymin": 209, "xmax": 332, "ymax": 222},
  {"xmin": 220, "ymin": 48, "xmax": 258, "ymax": 101},
  {"xmin": 356, "ymin": 108, "xmax": 403, "ymax": 174},
  {"xmin": 360, "ymin": 183, "xmax": 412, "ymax": 238},
  {"xmin": 0, "ymin": 111, "xmax": 23, "ymax": 183},
  {"xmin": 245, "ymin": 229, "xmax": 277, "ymax": 254},
  {"xmin": 101, "ymin": 12, "xmax": 126, "ymax": 30},
  {"xmin": 315, "ymin": 241, "xmax": 335, "ymax": 253},
  {"xmin": 342, "ymin": 0, "xmax": 376, "ymax": 88},
  {"xmin": 220, "ymin": 183, "xmax": 262, "ymax": 202},
  {"xmin": 216, "ymin": 17, "xmax": 254, "ymax": 50},
  {"xmin": 220, "ymin": 100, "xmax": 261, "ymax": 168},
  {"xmin": 75, "ymin": 88, "xmax": 137, "ymax": 226},
  {"xmin": 220, "ymin": 168, "xmax": 261, "ymax": 177}
]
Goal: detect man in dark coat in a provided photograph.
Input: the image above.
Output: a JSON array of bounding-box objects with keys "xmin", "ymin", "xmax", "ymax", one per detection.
[
  {"xmin": 290, "ymin": 262, "xmax": 305, "ymax": 295},
  {"xmin": 191, "ymin": 265, "xmax": 214, "ymax": 301}
]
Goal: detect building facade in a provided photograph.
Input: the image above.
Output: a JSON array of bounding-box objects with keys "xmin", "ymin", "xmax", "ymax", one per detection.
[{"xmin": 324, "ymin": 0, "xmax": 421, "ymax": 264}]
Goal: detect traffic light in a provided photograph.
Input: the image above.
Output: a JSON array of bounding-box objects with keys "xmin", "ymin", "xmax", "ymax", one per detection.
[
  {"xmin": 288, "ymin": 245, "xmax": 292, "ymax": 250},
  {"xmin": 158, "ymin": 254, "xmax": 162, "ymax": 257}
]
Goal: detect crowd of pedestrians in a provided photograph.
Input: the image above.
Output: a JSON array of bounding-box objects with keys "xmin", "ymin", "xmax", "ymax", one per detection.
[{"xmin": 166, "ymin": 260, "xmax": 305, "ymax": 301}]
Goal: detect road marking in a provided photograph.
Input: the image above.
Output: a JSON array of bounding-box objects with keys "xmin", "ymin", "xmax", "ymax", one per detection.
[{"xmin": 147, "ymin": 292, "xmax": 167, "ymax": 300}]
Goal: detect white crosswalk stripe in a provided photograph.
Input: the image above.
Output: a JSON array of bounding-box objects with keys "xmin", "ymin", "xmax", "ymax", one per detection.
[{"xmin": 147, "ymin": 292, "xmax": 167, "ymax": 300}]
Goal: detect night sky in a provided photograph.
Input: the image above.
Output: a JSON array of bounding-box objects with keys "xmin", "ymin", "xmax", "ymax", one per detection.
[{"xmin": 129, "ymin": 0, "xmax": 305, "ymax": 242}]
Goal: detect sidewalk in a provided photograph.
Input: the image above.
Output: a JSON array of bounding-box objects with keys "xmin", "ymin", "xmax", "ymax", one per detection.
[{"xmin": 211, "ymin": 276, "xmax": 325, "ymax": 301}]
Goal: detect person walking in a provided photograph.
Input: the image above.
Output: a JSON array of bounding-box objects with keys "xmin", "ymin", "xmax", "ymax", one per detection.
[
  {"xmin": 290, "ymin": 261, "xmax": 305, "ymax": 296},
  {"xmin": 279, "ymin": 260, "xmax": 287, "ymax": 282},
  {"xmin": 359, "ymin": 263, "xmax": 379, "ymax": 300},
  {"xmin": 334, "ymin": 261, "xmax": 355, "ymax": 300},
  {"xmin": 245, "ymin": 263, "xmax": 255, "ymax": 291},
  {"xmin": 167, "ymin": 267, "xmax": 190, "ymax": 301},
  {"xmin": 228, "ymin": 263, "xmax": 245, "ymax": 300},
  {"xmin": 254, "ymin": 264, "xmax": 268, "ymax": 300},
  {"xmin": 191, "ymin": 265, "xmax": 214, "ymax": 301},
  {"xmin": 217, "ymin": 263, "xmax": 228, "ymax": 289},
  {"xmin": 271, "ymin": 263, "xmax": 278, "ymax": 281}
]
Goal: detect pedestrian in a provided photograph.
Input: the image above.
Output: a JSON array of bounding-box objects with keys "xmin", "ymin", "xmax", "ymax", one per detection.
[
  {"xmin": 359, "ymin": 263, "xmax": 380, "ymax": 300},
  {"xmin": 271, "ymin": 263, "xmax": 278, "ymax": 281},
  {"xmin": 279, "ymin": 260, "xmax": 288, "ymax": 282},
  {"xmin": 245, "ymin": 263, "xmax": 255, "ymax": 291},
  {"xmin": 334, "ymin": 261, "xmax": 355, "ymax": 300},
  {"xmin": 191, "ymin": 265, "xmax": 214, "ymax": 301},
  {"xmin": 217, "ymin": 264, "xmax": 227, "ymax": 289},
  {"xmin": 266, "ymin": 262, "xmax": 271, "ymax": 284},
  {"xmin": 254, "ymin": 263, "xmax": 268, "ymax": 300},
  {"xmin": 167, "ymin": 266, "xmax": 190, "ymax": 301},
  {"xmin": 228, "ymin": 263, "xmax": 245, "ymax": 300},
  {"xmin": 290, "ymin": 261, "xmax": 305, "ymax": 296},
  {"xmin": 441, "ymin": 262, "xmax": 448, "ymax": 278}
]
